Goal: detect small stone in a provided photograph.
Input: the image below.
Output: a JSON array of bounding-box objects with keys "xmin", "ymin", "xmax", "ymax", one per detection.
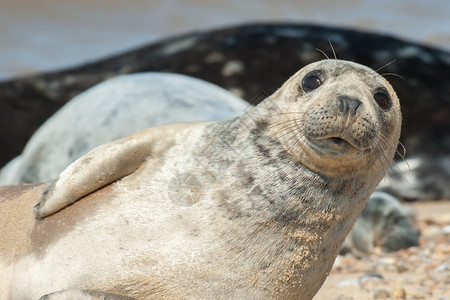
[
  {"xmin": 422, "ymin": 225, "xmax": 441, "ymax": 236},
  {"xmin": 420, "ymin": 278, "xmax": 437, "ymax": 288},
  {"xmin": 436, "ymin": 213, "xmax": 450, "ymax": 225},
  {"xmin": 337, "ymin": 295, "xmax": 354, "ymax": 300},
  {"xmin": 373, "ymin": 289, "xmax": 390, "ymax": 299},
  {"xmin": 359, "ymin": 273, "xmax": 386, "ymax": 289},
  {"xmin": 435, "ymin": 263, "xmax": 450, "ymax": 272},
  {"xmin": 360, "ymin": 272, "xmax": 384, "ymax": 281},
  {"xmin": 333, "ymin": 255, "xmax": 344, "ymax": 269},
  {"xmin": 337, "ymin": 279, "xmax": 359, "ymax": 288},
  {"xmin": 373, "ymin": 246, "xmax": 383, "ymax": 255},
  {"xmin": 442, "ymin": 225, "xmax": 450, "ymax": 235},
  {"xmin": 425, "ymin": 213, "xmax": 450, "ymax": 226},
  {"xmin": 423, "ymin": 248, "xmax": 432, "ymax": 256},
  {"xmin": 393, "ymin": 286, "xmax": 406, "ymax": 299},
  {"xmin": 380, "ymin": 257, "xmax": 396, "ymax": 265},
  {"xmin": 396, "ymin": 263, "xmax": 409, "ymax": 273}
]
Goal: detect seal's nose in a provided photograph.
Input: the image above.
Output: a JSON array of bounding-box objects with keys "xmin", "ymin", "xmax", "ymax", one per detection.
[{"xmin": 338, "ymin": 96, "xmax": 362, "ymax": 116}]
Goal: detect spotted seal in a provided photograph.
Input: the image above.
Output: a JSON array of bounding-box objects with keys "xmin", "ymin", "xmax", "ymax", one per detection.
[{"xmin": 0, "ymin": 59, "xmax": 401, "ymax": 299}]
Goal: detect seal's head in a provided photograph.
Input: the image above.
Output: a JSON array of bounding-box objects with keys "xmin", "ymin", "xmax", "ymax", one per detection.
[{"xmin": 263, "ymin": 59, "xmax": 401, "ymax": 178}]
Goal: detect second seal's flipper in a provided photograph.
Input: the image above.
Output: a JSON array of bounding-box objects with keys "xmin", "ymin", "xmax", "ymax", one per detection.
[{"xmin": 34, "ymin": 122, "xmax": 203, "ymax": 218}]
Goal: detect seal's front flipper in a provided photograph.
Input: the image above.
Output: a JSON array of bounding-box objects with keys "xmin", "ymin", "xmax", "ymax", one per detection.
[
  {"xmin": 39, "ymin": 289, "xmax": 137, "ymax": 300},
  {"xmin": 34, "ymin": 122, "xmax": 202, "ymax": 218}
]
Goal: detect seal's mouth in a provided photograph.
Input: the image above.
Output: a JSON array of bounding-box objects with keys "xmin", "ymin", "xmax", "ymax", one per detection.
[
  {"xmin": 311, "ymin": 135, "xmax": 370, "ymax": 153},
  {"xmin": 328, "ymin": 137, "xmax": 347, "ymax": 146}
]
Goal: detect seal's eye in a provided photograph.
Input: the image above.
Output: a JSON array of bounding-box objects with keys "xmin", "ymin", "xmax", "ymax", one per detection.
[
  {"xmin": 374, "ymin": 92, "xmax": 391, "ymax": 109},
  {"xmin": 302, "ymin": 74, "xmax": 322, "ymax": 92}
]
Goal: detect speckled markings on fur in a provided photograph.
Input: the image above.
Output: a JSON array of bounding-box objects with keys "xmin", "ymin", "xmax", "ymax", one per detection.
[{"xmin": 0, "ymin": 59, "xmax": 401, "ymax": 299}]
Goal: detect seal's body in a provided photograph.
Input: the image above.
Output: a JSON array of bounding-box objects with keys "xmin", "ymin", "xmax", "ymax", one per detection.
[
  {"xmin": 0, "ymin": 73, "xmax": 247, "ymax": 185},
  {"xmin": 0, "ymin": 60, "xmax": 401, "ymax": 299},
  {"xmin": 1, "ymin": 23, "xmax": 447, "ymax": 202}
]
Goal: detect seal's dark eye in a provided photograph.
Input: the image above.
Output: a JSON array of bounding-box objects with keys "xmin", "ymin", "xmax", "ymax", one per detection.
[
  {"xmin": 374, "ymin": 92, "xmax": 391, "ymax": 109},
  {"xmin": 302, "ymin": 74, "xmax": 322, "ymax": 92}
]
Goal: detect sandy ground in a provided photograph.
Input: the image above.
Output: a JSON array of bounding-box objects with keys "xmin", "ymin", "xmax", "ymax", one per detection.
[{"xmin": 315, "ymin": 201, "xmax": 450, "ymax": 300}]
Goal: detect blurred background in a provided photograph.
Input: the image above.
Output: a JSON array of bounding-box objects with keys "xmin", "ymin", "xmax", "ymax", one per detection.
[{"xmin": 1, "ymin": 0, "xmax": 449, "ymax": 80}]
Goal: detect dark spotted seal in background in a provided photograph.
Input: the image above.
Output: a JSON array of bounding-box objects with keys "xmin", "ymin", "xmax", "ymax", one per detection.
[{"xmin": 0, "ymin": 23, "xmax": 448, "ymax": 200}]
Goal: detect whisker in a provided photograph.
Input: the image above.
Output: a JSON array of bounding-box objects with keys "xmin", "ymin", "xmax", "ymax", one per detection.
[
  {"xmin": 270, "ymin": 118, "xmax": 306, "ymax": 154},
  {"xmin": 328, "ymin": 40, "xmax": 337, "ymax": 60},
  {"xmin": 315, "ymin": 48, "xmax": 329, "ymax": 60},
  {"xmin": 380, "ymin": 73, "xmax": 405, "ymax": 80},
  {"xmin": 365, "ymin": 130, "xmax": 398, "ymax": 179},
  {"xmin": 284, "ymin": 131, "xmax": 306, "ymax": 157},
  {"xmin": 376, "ymin": 147, "xmax": 395, "ymax": 179},
  {"xmin": 393, "ymin": 141, "xmax": 407, "ymax": 161},
  {"xmin": 378, "ymin": 133, "xmax": 408, "ymax": 165},
  {"xmin": 374, "ymin": 132, "xmax": 411, "ymax": 183},
  {"xmin": 274, "ymin": 124, "xmax": 302, "ymax": 140},
  {"xmin": 375, "ymin": 59, "xmax": 396, "ymax": 73},
  {"xmin": 268, "ymin": 119, "xmax": 299, "ymax": 129}
]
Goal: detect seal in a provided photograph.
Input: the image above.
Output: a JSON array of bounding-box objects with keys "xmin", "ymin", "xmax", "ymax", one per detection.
[
  {"xmin": 0, "ymin": 23, "xmax": 448, "ymax": 201},
  {"xmin": 0, "ymin": 59, "xmax": 401, "ymax": 299},
  {"xmin": 0, "ymin": 72, "xmax": 247, "ymax": 185},
  {"xmin": 341, "ymin": 191, "xmax": 419, "ymax": 257},
  {"xmin": 378, "ymin": 155, "xmax": 450, "ymax": 201}
]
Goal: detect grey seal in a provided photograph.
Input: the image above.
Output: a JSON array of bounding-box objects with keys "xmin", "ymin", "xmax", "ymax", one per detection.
[
  {"xmin": 0, "ymin": 72, "xmax": 247, "ymax": 185},
  {"xmin": 0, "ymin": 24, "xmax": 447, "ymax": 204},
  {"xmin": 0, "ymin": 59, "xmax": 401, "ymax": 299},
  {"xmin": 341, "ymin": 191, "xmax": 419, "ymax": 257}
]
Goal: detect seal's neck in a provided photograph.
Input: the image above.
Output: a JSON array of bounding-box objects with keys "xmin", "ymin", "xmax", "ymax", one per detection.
[{"xmin": 202, "ymin": 114, "xmax": 380, "ymax": 298}]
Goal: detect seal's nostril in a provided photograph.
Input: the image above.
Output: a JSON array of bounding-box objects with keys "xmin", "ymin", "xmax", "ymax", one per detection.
[{"xmin": 338, "ymin": 96, "xmax": 362, "ymax": 115}]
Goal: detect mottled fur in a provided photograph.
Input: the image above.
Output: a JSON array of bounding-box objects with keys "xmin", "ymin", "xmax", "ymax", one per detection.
[{"xmin": 0, "ymin": 60, "xmax": 401, "ymax": 299}]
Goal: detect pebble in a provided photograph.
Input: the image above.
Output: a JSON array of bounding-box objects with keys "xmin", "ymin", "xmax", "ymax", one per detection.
[
  {"xmin": 373, "ymin": 289, "xmax": 390, "ymax": 299},
  {"xmin": 436, "ymin": 213, "xmax": 450, "ymax": 225},
  {"xmin": 333, "ymin": 255, "xmax": 344, "ymax": 269},
  {"xmin": 317, "ymin": 202, "xmax": 450, "ymax": 300},
  {"xmin": 359, "ymin": 273, "xmax": 386, "ymax": 289},
  {"xmin": 337, "ymin": 295, "xmax": 354, "ymax": 300},
  {"xmin": 372, "ymin": 247, "xmax": 384, "ymax": 256},
  {"xmin": 337, "ymin": 279, "xmax": 359, "ymax": 288},
  {"xmin": 396, "ymin": 263, "xmax": 409, "ymax": 273},
  {"xmin": 392, "ymin": 286, "xmax": 406, "ymax": 299},
  {"xmin": 442, "ymin": 225, "xmax": 450, "ymax": 235},
  {"xmin": 379, "ymin": 257, "xmax": 396, "ymax": 265},
  {"xmin": 422, "ymin": 225, "xmax": 441, "ymax": 236},
  {"xmin": 435, "ymin": 263, "xmax": 450, "ymax": 272},
  {"xmin": 420, "ymin": 278, "xmax": 437, "ymax": 288}
]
